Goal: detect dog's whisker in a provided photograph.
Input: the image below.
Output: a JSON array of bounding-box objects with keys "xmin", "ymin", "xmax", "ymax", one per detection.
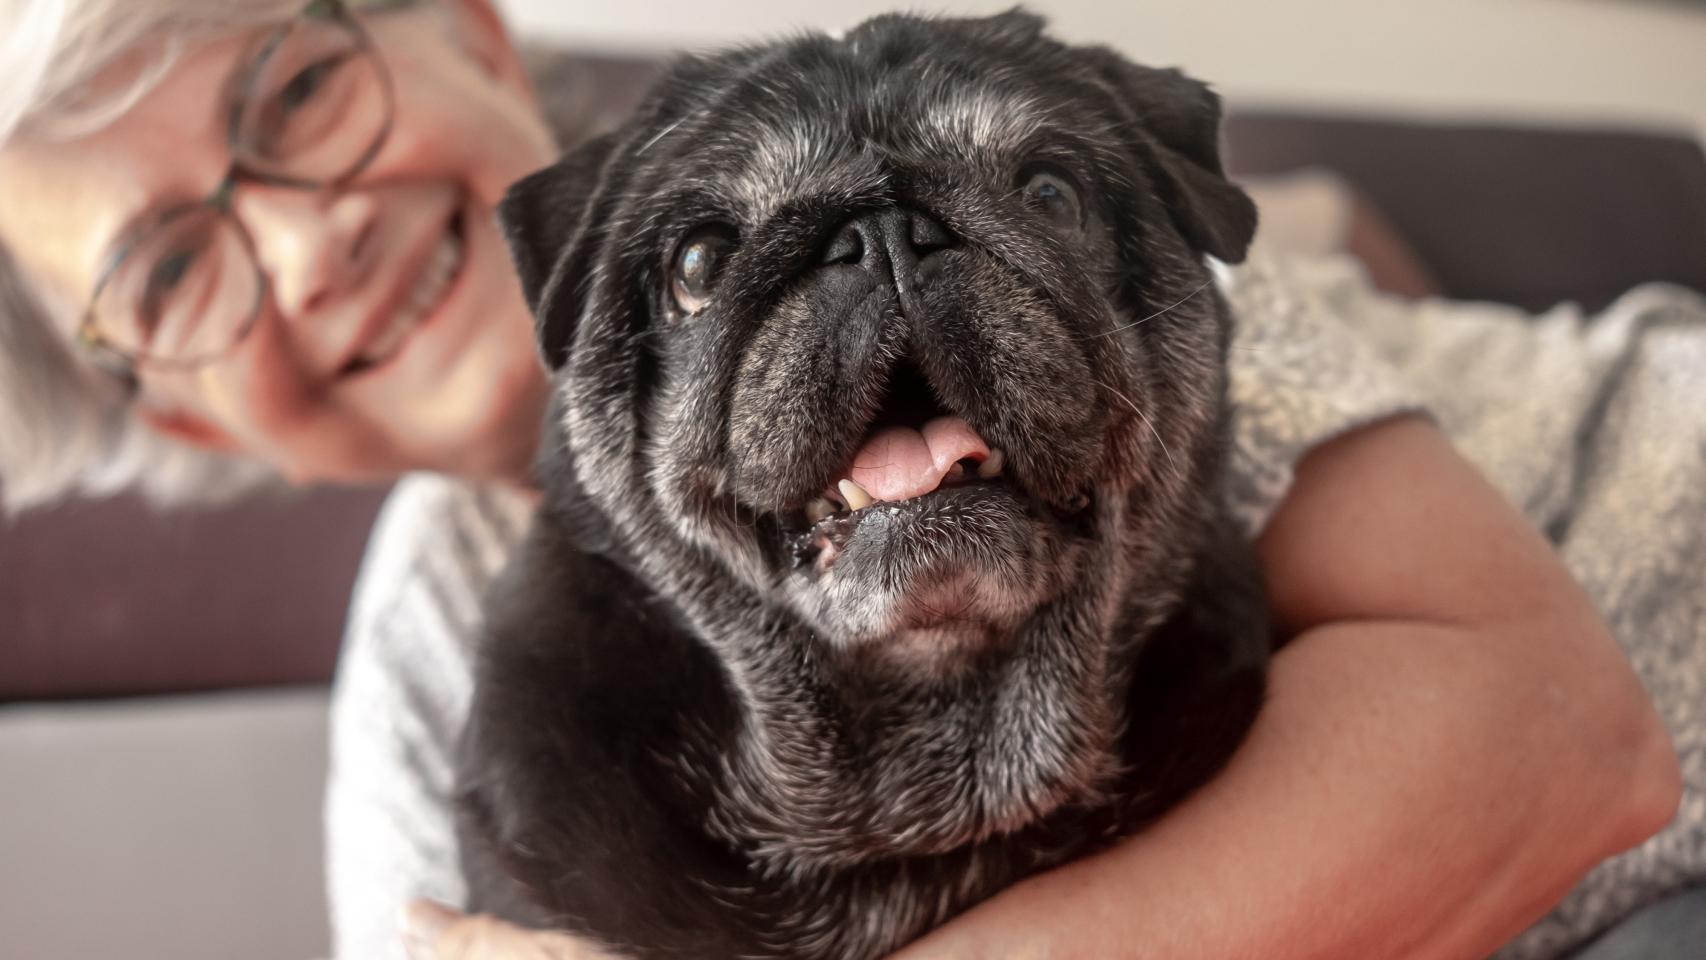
[
  {"xmin": 728, "ymin": 488, "xmax": 762, "ymax": 529},
  {"xmin": 1093, "ymin": 278, "xmax": 1214, "ymax": 338},
  {"xmin": 637, "ymin": 115, "xmax": 688, "ymax": 155},
  {"xmin": 1095, "ymin": 378, "xmax": 1177, "ymax": 475}
]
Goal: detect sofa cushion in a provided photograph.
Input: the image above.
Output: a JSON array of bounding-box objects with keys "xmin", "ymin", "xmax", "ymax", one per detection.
[{"xmin": 1223, "ymin": 112, "xmax": 1706, "ymax": 312}]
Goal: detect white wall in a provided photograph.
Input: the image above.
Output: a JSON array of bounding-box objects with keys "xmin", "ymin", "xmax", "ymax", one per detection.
[{"xmin": 498, "ymin": 0, "xmax": 1706, "ymax": 137}]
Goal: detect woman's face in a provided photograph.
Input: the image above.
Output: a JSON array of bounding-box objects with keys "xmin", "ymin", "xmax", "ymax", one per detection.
[{"xmin": 0, "ymin": 0, "xmax": 556, "ymax": 485}]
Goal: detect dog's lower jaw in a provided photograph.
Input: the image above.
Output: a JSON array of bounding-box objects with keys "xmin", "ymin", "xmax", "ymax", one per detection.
[{"xmin": 780, "ymin": 537, "xmax": 1084, "ymax": 666}]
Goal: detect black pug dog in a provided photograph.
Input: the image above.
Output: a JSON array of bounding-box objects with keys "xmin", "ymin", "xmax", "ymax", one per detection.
[{"xmin": 457, "ymin": 10, "xmax": 1268, "ymax": 959}]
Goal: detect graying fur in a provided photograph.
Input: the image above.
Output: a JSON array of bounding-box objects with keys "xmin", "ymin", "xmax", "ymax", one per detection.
[{"xmin": 459, "ymin": 12, "xmax": 1264, "ymax": 959}]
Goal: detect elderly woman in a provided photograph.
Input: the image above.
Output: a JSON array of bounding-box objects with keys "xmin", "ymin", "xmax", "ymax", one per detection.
[{"xmin": 0, "ymin": 2, "xmax": 1691, "ymax": 959}]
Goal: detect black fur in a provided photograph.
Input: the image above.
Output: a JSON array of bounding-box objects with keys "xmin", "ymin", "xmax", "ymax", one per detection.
[{"xmin": 458, "ymin": 11, "xmax": 1267, "ymax": 959}]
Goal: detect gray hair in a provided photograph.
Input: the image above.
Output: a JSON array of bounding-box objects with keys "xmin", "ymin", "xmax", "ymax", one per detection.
[
  {"xmin": 0, "ymin": 0, "xmax": 412, "ymax": 513},
  {"xmin": 0, "ymin": 246, "xmax": 277, "ymax": 511}
]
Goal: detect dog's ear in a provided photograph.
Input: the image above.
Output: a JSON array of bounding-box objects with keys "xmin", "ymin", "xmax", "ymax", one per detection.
[
  {"xmin": 498, "ymin": 132, "xmax": 620, "ymax": 371},
  {"xmin": 1082, "ymin": 51, "xmax": 1257, "ymax": 264}
]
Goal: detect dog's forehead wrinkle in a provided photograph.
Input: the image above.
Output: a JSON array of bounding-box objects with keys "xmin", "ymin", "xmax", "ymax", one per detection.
[
  {"xmin": 725, "ymin": 122, "xmax": 857, "ymax": 223},
  {"xmin": 917, "ymin": 85, "xmax": 1049, "ymax": 158},
  {"xmin": 647, "ymin": 78, "xmax": 1113, "ymax": 250},
  {"xmin": 664, "ymin": 40, "xmax": 1073, "ymax": 218}
]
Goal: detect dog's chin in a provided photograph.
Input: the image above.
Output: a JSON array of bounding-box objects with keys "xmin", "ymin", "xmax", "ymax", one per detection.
[{"xmin": 773, "ymin": 478, "xmax": 1097, "ymax": 665}]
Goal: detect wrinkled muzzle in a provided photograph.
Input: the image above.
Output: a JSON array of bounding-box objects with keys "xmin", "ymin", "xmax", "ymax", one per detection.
[{"xmin": 703, "ymin": 208, "xmax": 1115, "ymax": 654}]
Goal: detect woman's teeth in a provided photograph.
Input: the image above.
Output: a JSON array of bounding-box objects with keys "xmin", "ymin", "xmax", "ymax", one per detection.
[{"xmin": 357, "ymin": 227, "xmax": 464, "ymax": 367}]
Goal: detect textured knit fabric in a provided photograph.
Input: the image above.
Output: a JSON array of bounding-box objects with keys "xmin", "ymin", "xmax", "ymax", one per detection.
[
  {"xmin": 1224, "ymin": 256, "xmax": 1706, "ymax": 960},
  {"xmin": 325, "ymin": 476, "xmax": 533, "ymax": 960},
  {"xmin": 322, "ymin": 252, "xmax": 1706, "ymax": 959}
]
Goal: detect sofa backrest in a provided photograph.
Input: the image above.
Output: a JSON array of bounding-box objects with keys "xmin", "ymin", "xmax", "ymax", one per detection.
[{"xmin": 4, "ymin": 52, "xmax": 1703, "ymax": 703}]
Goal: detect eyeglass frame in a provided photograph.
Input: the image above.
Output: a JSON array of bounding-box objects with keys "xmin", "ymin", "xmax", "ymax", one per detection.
[{"xmin": 75, "ymin": 0, "xmax": 397, "ymax": 376}]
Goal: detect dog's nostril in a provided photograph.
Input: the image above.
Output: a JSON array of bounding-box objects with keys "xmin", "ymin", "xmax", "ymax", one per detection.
[
  {"xmin": 820, "ymin": 209, "xmax": 955, "ymax": 268},
  {"xmin": 821, "ymin": 222, "xmax": 865, "ymax": 266},
  {"xmin": 909, "ymin": 211, "xmax": 953, "ymax": 257}
]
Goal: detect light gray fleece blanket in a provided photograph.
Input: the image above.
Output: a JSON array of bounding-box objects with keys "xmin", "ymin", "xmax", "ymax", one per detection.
[{"xmin": 1221, "ymin": 255, "xmax": 1706, "ymax": 959}]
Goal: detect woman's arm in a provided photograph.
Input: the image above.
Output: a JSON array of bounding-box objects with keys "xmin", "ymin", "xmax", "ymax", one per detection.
[
  {"xmin": 327, "ymin": 597, "xmax": 476, "ymax": 960},
  {"xmin": 888, "ymin": 415, "xmax": 1679, "ymax": 960},
  {"xmin": 412, "ymin": 416, "xmax": 1680, "ymax": 960},
  {"xmin": 327, "ymin": 477, "xmax": 535, "ymax": 960}
]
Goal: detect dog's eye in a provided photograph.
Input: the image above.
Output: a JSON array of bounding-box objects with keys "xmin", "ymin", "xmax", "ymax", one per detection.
[
  {"xmin": 1019, "ymin": 167, "xmax": 1083, "ymax": 231},
  {"xmin": 670, "ymin": 226, "xmax": 737, "ymax": 316}
]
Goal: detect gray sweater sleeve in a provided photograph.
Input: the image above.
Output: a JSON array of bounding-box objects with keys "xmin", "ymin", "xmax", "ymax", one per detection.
[
  {"xmin": 1217, "ymin": 254, "xmax": 1428, "ymax": 536},
  {"xmin": 324, "ymin": 475, "xmax": 532, "ymax": 960}
]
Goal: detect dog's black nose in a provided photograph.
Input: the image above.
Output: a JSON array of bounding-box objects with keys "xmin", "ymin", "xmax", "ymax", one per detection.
[{"xmin": 820, "ymin": 208, "xmax": 954, "ymax": 306}]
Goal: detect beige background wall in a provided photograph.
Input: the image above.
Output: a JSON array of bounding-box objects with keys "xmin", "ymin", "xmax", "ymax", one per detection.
[{"xmin": 498, "ymin": 0, "xmax": 1706, "ymax": 137}]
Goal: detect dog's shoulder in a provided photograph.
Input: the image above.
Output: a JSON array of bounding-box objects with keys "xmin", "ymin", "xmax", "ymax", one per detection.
[
  {"xmin": 1115, "ymin": 512, "xmax": 1268, "ymax": 824},
  {"xmin": 457, "ymin": 513, "xmax": 760, "ymax": 951}
]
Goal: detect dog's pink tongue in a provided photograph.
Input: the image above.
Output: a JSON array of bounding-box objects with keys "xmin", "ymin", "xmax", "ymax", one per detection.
[{"xmin": 849, "ymin": 416, "xmax": 990, "ymax": 502}]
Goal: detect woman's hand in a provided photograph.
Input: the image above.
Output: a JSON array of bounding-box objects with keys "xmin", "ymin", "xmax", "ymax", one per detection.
[
  {"xmin": 402, "ymin": 900, "xmax": 624, "ymax": 960},
  {"xmin": 889, "ymin": 415, "xmax": 1680, "ymax": 960}
]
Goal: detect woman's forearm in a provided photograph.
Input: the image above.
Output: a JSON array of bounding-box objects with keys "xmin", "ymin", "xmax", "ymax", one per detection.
[
  {"xmin": 892, "ymin": 418, "xmax": 1680, "ymax": 960},
  {"xmin": 892, "ymin": 615, "xmax": 1676, "ymax": 960}
]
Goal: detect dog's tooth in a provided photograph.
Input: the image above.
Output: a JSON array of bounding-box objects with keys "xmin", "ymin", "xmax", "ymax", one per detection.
[
  {"xmin": 946, "ymin": 462, "xmax": 965, "ymax": 483},
  {"xmin": 977, "ymin": 448, "xmax": 1005, "ymax": 479},
  {"xmin": 838, "ymin": 478, "xmax": 874, "ymax": 511},
  {"xmin": 805, "ymin": 497, "xmax": 835, "ymax": 523}
]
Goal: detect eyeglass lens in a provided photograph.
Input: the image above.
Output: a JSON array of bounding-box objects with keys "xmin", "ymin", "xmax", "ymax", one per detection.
[
  {"xmin": 231, "ymin": 14, "xmax": 390, "ymax": 184},
  {"xmin": 91, "ymin": 207, "xmax": 263, "ymax": 363}
]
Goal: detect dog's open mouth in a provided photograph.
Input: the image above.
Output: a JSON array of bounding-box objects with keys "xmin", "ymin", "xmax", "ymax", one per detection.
[{"xmin": 780, "ymin": 359, "xmax": 1093, "ymax": 574}]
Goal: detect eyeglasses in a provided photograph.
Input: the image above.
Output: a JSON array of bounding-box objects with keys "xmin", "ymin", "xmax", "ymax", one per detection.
[{"xmin": 78, "ymin": 0, "xmax": 394, "ymax": 371}]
